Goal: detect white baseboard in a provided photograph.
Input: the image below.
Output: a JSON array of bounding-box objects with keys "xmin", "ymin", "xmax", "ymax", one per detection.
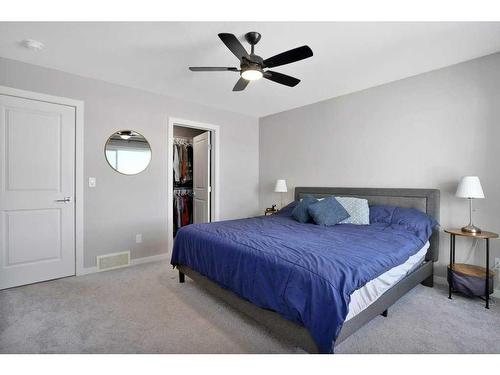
[
  {"xmin": 77, "ymin": 266, "xmax": 98, "ymax": 276},
  {"xmin": 131, "ymin": 252, "xmax": 169, "ymax": 265},
  {"xmin": 77, "ymin": 252, "xmax": 169, "ymax": 276}
]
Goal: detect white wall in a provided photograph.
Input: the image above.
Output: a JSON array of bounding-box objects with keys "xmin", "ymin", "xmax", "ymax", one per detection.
[
  {"xmin": 0, "ymin": 57, "xmax": 260, "ymax": 269},
  {"xmin": 3, "ymin": 51, "xmax": 499, "ymax": 284},
  {"xmin": 260, "ymin": 52, "xmax": 500, "ymax": 282}
]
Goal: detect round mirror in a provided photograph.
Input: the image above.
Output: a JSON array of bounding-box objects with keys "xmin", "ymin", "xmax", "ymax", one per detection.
[{"xmin": 105, "ymin": 130, "xmax": 151, "ymax": 175}]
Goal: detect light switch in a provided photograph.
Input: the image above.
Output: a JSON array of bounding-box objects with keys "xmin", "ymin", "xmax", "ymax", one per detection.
[
  {"xmin": 135, "ymin": 234, "xmax": 142, "ymax": 243},
  {"xmin": 88, "ymin": 177, "xmax": 96, "ymax": 188}
]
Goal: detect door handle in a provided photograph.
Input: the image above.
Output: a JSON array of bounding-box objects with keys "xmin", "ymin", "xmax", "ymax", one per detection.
[{"xmin": 55, "ymin": 197, "xmax": 73, "ymax": 203}]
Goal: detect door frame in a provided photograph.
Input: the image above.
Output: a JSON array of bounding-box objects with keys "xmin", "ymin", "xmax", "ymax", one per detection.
[
  {"xmin": 0, "ymin": 85, "xmax": 85, "ymax": 276},
  {"xmin": 167, "ymin": 117, "xmax": 220, "ymax": 253}
]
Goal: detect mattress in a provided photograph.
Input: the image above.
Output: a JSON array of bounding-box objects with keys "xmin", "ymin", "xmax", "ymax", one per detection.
[{"xmin": 346, "ymin": 241, "xmax": 430, "ymax": 321}]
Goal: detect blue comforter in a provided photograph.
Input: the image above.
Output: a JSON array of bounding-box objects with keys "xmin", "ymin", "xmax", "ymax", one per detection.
[{"xmin": 171, "ymin": 213, "xmax": 427, "ymax": 353}]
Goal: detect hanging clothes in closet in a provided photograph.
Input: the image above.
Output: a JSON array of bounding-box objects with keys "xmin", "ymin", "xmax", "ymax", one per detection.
[
  {"xmin": 173, "ymin": 138, "xmax": 193, "ymax": 187},
  {"xmin": 173, "ymin": 188, "xmax": 193, "ymax": 237},
  {"xmin": 173, "ymin": 137, "xmax": 193, "ymax": 237}
]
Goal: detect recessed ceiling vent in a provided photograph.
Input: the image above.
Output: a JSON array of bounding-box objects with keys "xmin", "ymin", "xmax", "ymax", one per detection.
[{"xmin": 97, "ymin": 251, "xmax": 130, "ymax": 271}]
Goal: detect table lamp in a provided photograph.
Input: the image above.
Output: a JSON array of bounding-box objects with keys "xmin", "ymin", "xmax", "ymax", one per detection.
[
  {"xmin": 456, "ymin": 176, "xmax": 484, "ymax": 233},
  {"xmin": 274, "ymin": 179, "xmax": 287, "ymax": 210}
]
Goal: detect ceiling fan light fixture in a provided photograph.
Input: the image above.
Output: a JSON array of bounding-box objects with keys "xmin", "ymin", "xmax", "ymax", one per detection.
[{"xmin": 241, "ymin": 69, "xmax": 263, "ymax": 81}]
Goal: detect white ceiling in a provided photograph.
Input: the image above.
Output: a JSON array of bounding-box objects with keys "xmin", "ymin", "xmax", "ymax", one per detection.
[{"xmin": 1, "ymin": 22, "xmax": 500, "ymax": 117}]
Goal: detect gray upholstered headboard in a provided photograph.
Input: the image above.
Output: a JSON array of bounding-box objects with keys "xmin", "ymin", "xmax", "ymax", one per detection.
[{"xmin": 295, "ymin": 187, "xmax": 440, "ymax": 262}]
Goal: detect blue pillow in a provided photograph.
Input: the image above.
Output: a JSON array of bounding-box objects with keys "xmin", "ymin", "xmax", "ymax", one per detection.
[
  {"xmin": 370, "ymin": 205, "xmax": 439, "ymax": 243},
  {"xmin": 291, "ymin": 195, "xmax": 318, "ymax": 223},
  {"xmin": 369, "ymin": 205, "xmax": 396, "ymax": 224},
  {"xmin": 307, "ymin": 196, "xmax": 350, "ymax": 226},
  {"xmin": 276, "ymin": 200, "xmax": 298, "ymax": 216}
]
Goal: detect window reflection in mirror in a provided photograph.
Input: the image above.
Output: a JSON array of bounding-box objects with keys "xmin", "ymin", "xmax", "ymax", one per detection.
[{"xmin": 104, "ymin": 130, "xmax": 151, "ymax": 175}]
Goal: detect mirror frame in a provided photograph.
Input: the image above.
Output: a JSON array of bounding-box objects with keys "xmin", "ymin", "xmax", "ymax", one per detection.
[{"xmin": 104, "ymin": 129, "xmax": 152, "ymax": 176}]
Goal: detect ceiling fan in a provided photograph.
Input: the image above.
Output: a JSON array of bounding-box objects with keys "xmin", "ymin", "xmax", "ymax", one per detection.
[{"xmin": 189, "ymin": 32, "xmax": 313, "ymax": 91}]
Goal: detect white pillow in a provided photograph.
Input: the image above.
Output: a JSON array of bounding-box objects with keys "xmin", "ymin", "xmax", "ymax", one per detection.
[
  {"xmin": 335, "ymin": 197, "xmax": 370, "ymax": 225},
  {"xmin": 299, "ymin": 196, "xmax": 369, "ymax": 224}
]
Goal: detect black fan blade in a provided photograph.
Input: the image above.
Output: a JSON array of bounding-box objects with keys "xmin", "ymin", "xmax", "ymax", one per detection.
[
  {"xmin": 189, "ymin": 67, "xmax": 239, "ymax": 71},
  {"xmin": 263, "ymin": 71, "xmax": 300, "ymax": 87},
  {"xmin": 262, "ymin": 46, "xmax": 313, "ymax": 68},
  {"xmin": 232, "ymin": 77, "xmax": 249, "ymax": 91},
  {"xmin": 218, "ymin": 33, "xmax": 249, "ymax": 61}
]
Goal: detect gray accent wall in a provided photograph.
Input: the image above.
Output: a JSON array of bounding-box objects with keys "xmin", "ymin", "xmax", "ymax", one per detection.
[
  {"xmin": 260, "ymin": 52, "xmax": 500, "ymax": 282},
  {"xmin": 0, "ymin": 57, "xmax": 260, "ymax": 269}
]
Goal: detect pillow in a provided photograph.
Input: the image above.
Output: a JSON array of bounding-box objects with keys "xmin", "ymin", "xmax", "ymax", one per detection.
[
  {"xmin": 291, "ymin": 195, "xmax": 318, "ymax": 223},
  {"xmin": 307, "ymin": 196, "xmax": 350, "ymax": 226},
  {"xmin": 370, "ymin": 205, "xmax": 439, "ymax": 243},
  {"xmin": 276, "ymin": 200, "xmax": 298, "ymax": 216},
  {"xmin": 335, "ymin": 197, "xmax": 370, "ymax": 225},
  {"xmin": 369, "ymin": 205, "xmax": 395, "ymax": 224}
]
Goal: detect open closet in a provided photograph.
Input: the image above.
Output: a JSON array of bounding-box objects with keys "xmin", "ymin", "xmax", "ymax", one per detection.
[{"xmin": 173, "ymin": 125, "xmax": 212, "ymax": 237}]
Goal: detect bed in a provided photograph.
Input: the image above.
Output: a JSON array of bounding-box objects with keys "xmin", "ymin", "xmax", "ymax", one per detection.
[{"xmin": 171, "ymin": 187, "xmax": 440, "ymax": 353}]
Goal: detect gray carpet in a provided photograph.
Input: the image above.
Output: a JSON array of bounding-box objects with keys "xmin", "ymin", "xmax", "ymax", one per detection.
[{"xmin": 1, "ymin": 260, "xmax": 499, "ymax": 354}]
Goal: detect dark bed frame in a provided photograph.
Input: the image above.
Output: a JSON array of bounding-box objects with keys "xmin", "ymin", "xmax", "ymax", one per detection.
[{"xmin": 177, "ymin": 187, "xmax": 440, "ymax": 353}]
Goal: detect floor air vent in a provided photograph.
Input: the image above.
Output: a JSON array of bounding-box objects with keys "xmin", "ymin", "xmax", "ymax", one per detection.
[{"xmin": 97, "ymin": 251, "xmax": 130, "ymax": 271}]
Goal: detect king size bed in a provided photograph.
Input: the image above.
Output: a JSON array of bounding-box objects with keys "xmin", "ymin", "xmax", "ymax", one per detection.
[{"xmin": 171, "ymin": 187, "xmax": 440, "ymax": 353}]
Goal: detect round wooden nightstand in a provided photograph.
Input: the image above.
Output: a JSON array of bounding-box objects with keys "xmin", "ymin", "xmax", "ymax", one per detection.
[{"xmin": 444, "ymin": 228, "xmax": 498, "ymax": 308}]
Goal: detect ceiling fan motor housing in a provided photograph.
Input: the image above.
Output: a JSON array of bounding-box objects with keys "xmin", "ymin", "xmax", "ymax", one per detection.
[
  {"xmin": 241, "ymin": 56, "xmax": 263, "ymax": 72},
  {"xmin": 244, "ymin": 32, "xmax": 261, "ymax": 46}
]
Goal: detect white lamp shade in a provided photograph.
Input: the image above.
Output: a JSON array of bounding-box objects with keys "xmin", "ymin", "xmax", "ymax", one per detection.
[
  {"xmin": 456, "ymin": 176, "xmax": 485, "ymax": 198},
  {"xmin": 274, "ymin": 179, "xmax": 288, "ymax": 193}
]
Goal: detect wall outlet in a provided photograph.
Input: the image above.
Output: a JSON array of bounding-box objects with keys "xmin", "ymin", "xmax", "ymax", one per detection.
[
  {"xmin": 135, "ymin": 233, "xmax": 142, "ymax": 244},
  {"xmin": 88, "ymin": 177, "xmax": 96, "ymax": 188}
]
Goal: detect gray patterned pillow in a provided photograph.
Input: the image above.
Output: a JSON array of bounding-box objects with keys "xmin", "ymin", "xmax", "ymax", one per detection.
[{"xmin": 335, "ymin": 197, "xmax": 370, "ymax": 225}]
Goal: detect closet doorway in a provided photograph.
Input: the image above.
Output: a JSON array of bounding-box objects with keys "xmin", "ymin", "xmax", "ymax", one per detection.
[{"xmin": 167, "ymin": 118, "xmax": 219, "ymax": 252}]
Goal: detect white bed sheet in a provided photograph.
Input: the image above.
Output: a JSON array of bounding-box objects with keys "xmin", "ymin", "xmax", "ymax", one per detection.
[{"xmin": 345, "ymin": 241, "xmax": 430, "ymax": 321}]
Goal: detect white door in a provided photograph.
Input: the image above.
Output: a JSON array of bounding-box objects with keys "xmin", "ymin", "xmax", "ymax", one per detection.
[
  {"xmin": 193, "ymin": 131, "xmax": 211, "ymax": 224},
  {"xmin": 0, "ymin": 94, "xmax": 76, "ymax": 289}
]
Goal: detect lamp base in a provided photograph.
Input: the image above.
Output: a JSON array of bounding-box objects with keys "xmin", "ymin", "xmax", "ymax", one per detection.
[{"xmin": 461, "ymin": 224, "xmax": 482, "ymax": 234}]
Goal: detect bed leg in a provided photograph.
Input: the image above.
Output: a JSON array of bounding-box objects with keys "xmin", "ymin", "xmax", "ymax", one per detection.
[
  {"xmin": 179, "ymin": 271, "xmax": 185, "ymax": 283},
  {"xmin": 421, "ymin": 274, "xmax": 433, "ymax": 288},
  {"xmin": 381, "ymin": 309, "xmax": 388, "ymax": 318}
]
